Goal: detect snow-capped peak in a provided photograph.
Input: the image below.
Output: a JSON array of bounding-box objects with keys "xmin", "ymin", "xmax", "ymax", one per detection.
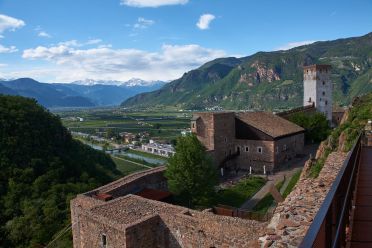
[{"xmin": 72, "ymin": 78, "xmax": 165, "ymax": 87}]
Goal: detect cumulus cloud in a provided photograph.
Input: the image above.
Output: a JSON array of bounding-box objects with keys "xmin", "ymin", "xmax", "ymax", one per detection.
[
  {"xmin": 0, "ymin": 44, "xmax": 18, "ymax": 53},
  {"xmin": 120, "ymin": 0, "xmax": 188, "ymax": 7},
  {"xmin": 0, "ymin": 14, "xmax": 25, "ymax": 33},
  {"xmin": 275, "ymin": 40, "xmax": 317, "ymax": 51},
  {"xmin": 57, "ymin": 39, "xmax": 103, "ymax": 47},
  {"xmin": 196, "ymin": 14, "xmax": 215, "ymax": 30},
  {"xmin": 21, "ymin": 43, "xmax": 226, "ymax": 82},
  {"xmin": 38, "ymin": 31, "xmax": 52, "ymax": 38},
  {"xmin": 134, "ymin": 17, "xmax": 155, "ymax": 29}
]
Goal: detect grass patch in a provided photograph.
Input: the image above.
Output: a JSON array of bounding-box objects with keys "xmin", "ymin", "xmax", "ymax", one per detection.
[
  {"xmin": 282, "ymin": 170, "xmax": 302, "ymax": 198},
  {"xmin": 213, "ymin": 176, "xmax": 266, "ymax": 208},
  {"xmin": 112, "ymin": 157, "xmax": 147, "ymax": 175},
  {"xmin": 253, "ymin": 180, "xmax": 284, "ymax": 214},
  {"xmin": 127, "ymin": 149, "xmax": 168, "ymax": 160}
]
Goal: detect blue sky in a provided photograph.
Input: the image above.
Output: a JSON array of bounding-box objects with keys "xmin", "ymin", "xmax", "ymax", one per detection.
[{"xmin": 0, "ymin": 0, "xmax": 371, "ymax": 83}]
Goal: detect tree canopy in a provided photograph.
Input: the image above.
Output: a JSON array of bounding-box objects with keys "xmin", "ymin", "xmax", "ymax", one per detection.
[
  {"xmin": 165, "ymin": 134, "xmax": 218, "ymax": 207},
  {"xmin": 0, "ymin": 95, "xmax": 121, "ymax": 247},
  {"xmin": 289, "ymin": 112, "xmax": 331, "ymax": 143}
]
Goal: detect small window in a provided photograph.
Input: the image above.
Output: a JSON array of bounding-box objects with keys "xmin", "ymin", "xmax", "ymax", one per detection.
[
  {"xmin": 276, "ymin": 147, "xmax": 279, "ymax": 154},
  {"xmin": 283, "ymin": 145, "xmax": 287, "ymax": 151},
  {"xmin": 325, "ymin": 100, "xmax": 328, "ymax": 105},
  {"xmin": 245, "ymin": 146, "xmax": 249, "ymax": 152},
  {"xmin": 322, "ymin": 81, "xmax": 325, "ymax": 85},
  {"xmin": 224, "ymin": 137, "xmax": 227, "ymax": 143},
  {"xmin": 322, "ymin": 91, "xmax": 325, "ymax": 96},
  {"xmin": 319, "ymin": 98, "xmax": 322, "ymax": 101},
  {"xmin": 101, "ymin": 234, "xmax": 107, "ymax": 248},
  {"xmin": 192, "ymin": 123, "xmax": 195, "ymax": 128},
  {"xmin": 308, "ymin": 97, "xmax": 312, "ymax": 103},
  {"xmin": 257, "ymin": 147, "xmax": 263, "ymax": 153}
]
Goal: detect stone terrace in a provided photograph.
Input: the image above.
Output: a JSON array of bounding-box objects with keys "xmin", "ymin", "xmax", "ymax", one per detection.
[{"xmin": 260, "ymin": 151, "xmax": 348, "ymax": 247}]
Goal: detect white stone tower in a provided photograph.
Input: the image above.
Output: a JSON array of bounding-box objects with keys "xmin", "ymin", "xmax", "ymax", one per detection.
[{"xmin": 303, "ymin": 64, "xmax": 332, "ymax": 122}]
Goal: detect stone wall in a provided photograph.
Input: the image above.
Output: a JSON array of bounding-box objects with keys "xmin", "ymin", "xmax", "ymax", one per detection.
[
  {"xmin": 85, "ymin": 166, "xmax": 167, "ymax": 198},
  {"xmin": 260, "ymin": 151, "xmax": 348, "ymax": 247},
  {"xmin": 274, "ymin": 133, "xmax": 305, "ymax": 167}
]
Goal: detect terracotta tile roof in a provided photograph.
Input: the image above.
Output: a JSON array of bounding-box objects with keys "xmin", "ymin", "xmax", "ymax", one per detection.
[
  {"xmin": 135, "ymin": 188, "xmax": 172, "ymax": 201},
  {"xmin": 236, "ymin": 112, "xmax": 305, "ymax": 138}
]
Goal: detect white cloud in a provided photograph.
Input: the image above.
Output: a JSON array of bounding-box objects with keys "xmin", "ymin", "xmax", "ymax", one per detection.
[
  {"xmin": 57, "ymin": 39, "xmax": 103, "ymax": 47},
  {"xmin": 134, "ymin": 17, "xmax": 155, "ymax": 29},
  {"xmin": 38, "ymin": 31, "xmax": 52, "ymax": 38},
  {"xmin": 0, "ymin": 44, "xmax": 18, "ymax": 53},
  {"xmin": 21, "ymin": 43, "xmax": 226, "ymax": 82},
  {"xmin": 275, "ymin": 40, "xmax": 317, "ymax": 51},
  {"xmin": 196, "ymin": 14, "xmax": 215, "ymax": 30},
  {"xmin": 120, "ymin": 0, "xmax": 188, "ymax": 7},
  {"xmin": 0, "ymin": 14, "xmax": 25, "ymax": 33}
]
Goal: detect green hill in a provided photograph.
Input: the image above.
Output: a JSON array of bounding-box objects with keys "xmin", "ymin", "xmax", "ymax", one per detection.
[
  {"xmin": 122, "ymin": 32, "xmax": 372, "ymax": 110},
  {"xmin": 0, "ymin": 95, "xmax": 121, "ymax": 247}
]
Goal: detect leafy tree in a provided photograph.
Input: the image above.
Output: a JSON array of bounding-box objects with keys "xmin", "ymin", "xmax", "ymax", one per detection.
[
  {"xmin": 165, "ymin": 134, "xmax": 218, "ymax": 207},
  {"xmin": 289, "ymin": 112, "xmax": 331, "ymax": 143}
]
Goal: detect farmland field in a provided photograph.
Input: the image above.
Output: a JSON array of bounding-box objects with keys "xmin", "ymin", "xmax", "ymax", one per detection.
[{"xmin": 54, "ymin": 107, "xmax": 192, "ymax": 142}]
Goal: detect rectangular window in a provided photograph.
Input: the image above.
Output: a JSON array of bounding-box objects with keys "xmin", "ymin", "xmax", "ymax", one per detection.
[
  {"xmin": 101, "ymin": 234, "xmax": 107, "ymax": 248},
  {"xmin": 224, "ymin": 137, "xmax": 227, "ymax": 143},
  {"xmin": 257, "ymin": 147, "xmax": 263, "ymax": 153},
  {"xmin": 276, "ymin": 146, "xmax": 279, "ymax": 154},
  {"xmin": 283, "ymin": 145, "xmax": 287, "ymax": 151},
  {"xmin": 245, "ymin": 146, "xmax": 249, "ymax": 152},
  {"xmin": 192, "ymin": 123, "xmax": 195, "ymax": 128}
]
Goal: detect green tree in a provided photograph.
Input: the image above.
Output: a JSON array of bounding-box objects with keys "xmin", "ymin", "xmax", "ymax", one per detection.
[
  {"xmin": 289, "ymin": 112, "xmax": 331, "ymax": 143},
  {"xmin": 165, "ymin": 134, "xmax": 217, "ymax": 207}
]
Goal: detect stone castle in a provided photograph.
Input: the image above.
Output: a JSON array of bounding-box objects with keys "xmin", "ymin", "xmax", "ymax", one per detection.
[
  {"xmin": 71, "ymin": 64, "xmax": 341, "ymax": 248},
  {"xmin": 191, "ymin": 64, "xmax": 335, "ymax": 174}
]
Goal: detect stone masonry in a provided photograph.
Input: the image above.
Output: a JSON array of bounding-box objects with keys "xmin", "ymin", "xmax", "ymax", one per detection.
[{"xmin": 71, "ymin": 167, "xmax": 267, "ymax": 248}]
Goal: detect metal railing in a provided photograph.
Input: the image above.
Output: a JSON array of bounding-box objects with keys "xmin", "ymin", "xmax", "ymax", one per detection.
[{"xmin": 299, "ymin": 134, "xmax": 362, "ymax": 248}]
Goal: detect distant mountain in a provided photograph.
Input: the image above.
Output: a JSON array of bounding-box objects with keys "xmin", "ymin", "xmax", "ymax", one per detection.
[
  {"xmin": 0, "ymin": 78, "xmax": 95, "ymax": 108},
  {"xmin": 122, "ymin": 32, "xmax": 372, "ymax": 110},
  {"xmin": 0, "ymin": 78, "xmax": 166, "ymax": 107}
]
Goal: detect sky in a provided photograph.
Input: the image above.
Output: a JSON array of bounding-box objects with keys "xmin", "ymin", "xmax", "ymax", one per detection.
[{"xmin": 0, "ymin": 0, "xmax": 371, "ymax": 83}]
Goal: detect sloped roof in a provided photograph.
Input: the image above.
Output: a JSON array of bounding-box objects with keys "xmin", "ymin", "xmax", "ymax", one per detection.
[{"xmin": 236, "ymin": 112, "xmax": 304, "ymax": 138}]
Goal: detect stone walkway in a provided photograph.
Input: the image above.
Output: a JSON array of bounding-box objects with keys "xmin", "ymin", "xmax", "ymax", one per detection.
[{"xmin": 240, "ymin": 167, "xmax": 301, "ymax": 210}]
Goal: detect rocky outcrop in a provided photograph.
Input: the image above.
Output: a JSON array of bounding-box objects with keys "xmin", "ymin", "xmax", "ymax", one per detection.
[{"xmin": 260, "ymin": 152, "xmax": 348, "ymax": 247}]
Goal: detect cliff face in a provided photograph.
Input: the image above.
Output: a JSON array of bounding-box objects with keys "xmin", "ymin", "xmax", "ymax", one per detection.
[{"xmin": 122, "ymin": 32, "xmax": 372, "ymax": 110}]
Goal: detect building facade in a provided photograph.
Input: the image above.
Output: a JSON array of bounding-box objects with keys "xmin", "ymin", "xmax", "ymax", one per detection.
[
  {"xmin": 191, "ymin": 112, "xmax": 305, "ymax": 173},
  {"xmin": 303, "ymin": 64, "xmax": 333, "ymax": 122}
]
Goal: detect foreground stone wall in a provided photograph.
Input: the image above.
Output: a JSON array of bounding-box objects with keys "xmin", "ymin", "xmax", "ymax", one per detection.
[{"xmin": 260, "ymin": 151, "xmax": 348, "ymax": 247}]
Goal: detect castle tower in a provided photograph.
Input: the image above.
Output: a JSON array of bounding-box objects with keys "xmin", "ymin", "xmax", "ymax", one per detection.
[{"xmin": 303, "ymin": 64, "xmax": 332, "ymax": 122}]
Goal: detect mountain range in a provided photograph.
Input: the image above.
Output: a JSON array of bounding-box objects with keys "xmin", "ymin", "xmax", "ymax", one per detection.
[
  {"xmin": 0, "ymin": 78, "xmax": 165, "ymax": 108},
  {"xmin": 122, "ymin": 32, "xmax": 372, "ymax": 111}
]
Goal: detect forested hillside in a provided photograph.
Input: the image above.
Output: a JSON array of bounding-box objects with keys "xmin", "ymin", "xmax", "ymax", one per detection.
[
  {"xmin": 122, "ymin": 32, "xmax": 372, "ymax": 110},
  {"xmin": 0, "ymin": 95, "xmax": 121, "ymax": 247}
]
